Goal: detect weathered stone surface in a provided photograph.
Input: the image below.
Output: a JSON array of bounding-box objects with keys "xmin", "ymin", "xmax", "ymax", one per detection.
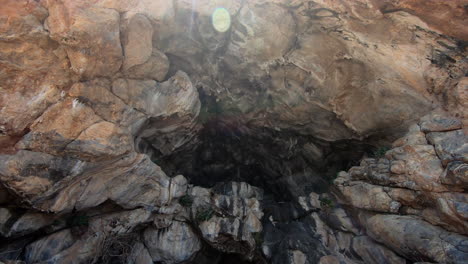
[
  {"xmin": 121, "ymin": 13, "xmax": 153, "ymax": 72},
  {"xmin": 143, "ymin": 222, "xmax": 201, "ymax": 264},
  {"xmin": 333, "ymin": 116, "xmax": 468, "ymax": 263},
  {"xmin": 324, "ymin": 208, "xmax": 359, "ymax": 235},
  {"xmin": 441, "ymin": 161, "xmax": 468, "ymax": 188},
  {"xmin": 45, "ymin": 2, "xmax": 123, "ymax": 78},
  {"xmin": 16, "ymin": 98, "xmax": 103, "ymax": 156},
  {"xmin": 427, "ymin": 130, "xmax": 468, "ymax": 166},
  {"xmin": 0, "ymin": 1, "xmax": 467, "ymax": 263},
  {"xmin": 64, "ymin": 121, "xmax": 133, "ymax": 160},
  {"xmin": 366, "ymin": 215, "xmax": 468, "ymax": 263},
  {"xmin": 189, "ymin": 182, "xmax": 264, "ymax": 259},
  {"xmin": 23, "ymin": 209, "xmax": 151, "ymax": 264},
  {"xmin": 419, "ymin": 113, "xmax": 463, "ymax": 133},
  {"xmin": 25, "ymin": 229, "xmax": 76, "ymax": 263},
  {"xmin": 318, "ymin": 255, "xmax": 340, "ymax": 264},
  {"xmin": 298, "ymin": 192, "xmax": 321, "ymax": 211},
  {"xmin": 0, "ymin": 150, "xmax": 184, "ymax": 214},
  {"xmin": 337, "ymin": 181, "xmax": 401, "ymax": 213},
  {"xmin": 451, "ymin": 78, "xmax": 468, "ymax": 128},
  {"xmin": 124, "ymin": 48, "xmax": 170, "ymax": 81},
  {"xmin": 0, "ymin": 150, "xmax": 78, "ymax": 199},
  {"xmin": 370, "ymin": 0, "xmax": 468, "ymax": 41},
  {"xmin": 352, "ymin": 236, "xmax": 406, "ymax": 264},
  {"xmin": 68, "ymin": 79, "xmax": 145, "ymax": 128},
  {"xmin": 392, "ymin": 124, "xmax": 427, "ymax": 147},
  {"xmin": 263, "ymin": 217, "xmax": 328, "ymax": 264},
  {"xmin": 340, "ymin": 137, "xmax": 450, "ymax": 192},
  {"xmin": 212, "ymin": 181, "xmax": 264, "ymax": 199},
  {"xmin": 1, "ymin": 211, "xmax": 55, "ymax": 237},
  {"xmin": 127, "ymin": 242, "xmax": 153, "ymax": 264}
]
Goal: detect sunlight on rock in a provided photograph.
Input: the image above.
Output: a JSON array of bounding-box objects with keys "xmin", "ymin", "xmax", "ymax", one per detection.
[{"xmin": 212, "ymin": 7, "xmax": 231, "ymax": 32}]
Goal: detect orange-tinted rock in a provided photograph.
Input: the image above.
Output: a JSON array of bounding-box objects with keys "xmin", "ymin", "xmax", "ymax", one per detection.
[{"xmin": 372, "ymin": 0, "xmax": 468, "ymax": 41}]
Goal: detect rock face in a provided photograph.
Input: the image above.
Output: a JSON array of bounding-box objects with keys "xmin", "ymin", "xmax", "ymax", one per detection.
[
  {"xmin": 332, "ymin": 112, "xmax": 468, "ymax": 263},
  {"xmin": 0, "ymin": 0, "xmax": 467, "ymax": 263},
  {"xmin": 144, "ymin": 222, "xmax": 201, "ymax": 264}
]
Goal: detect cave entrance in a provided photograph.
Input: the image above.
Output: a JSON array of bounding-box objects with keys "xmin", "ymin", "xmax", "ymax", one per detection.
[{"xmin": 141, "ymin": 90, "xmax": 374, "ymax": 202}]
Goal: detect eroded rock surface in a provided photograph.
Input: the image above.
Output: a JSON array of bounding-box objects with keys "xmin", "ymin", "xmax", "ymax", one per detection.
[
  {"xmin": 0, "ymin": 0, "xmax": 467, "ymax": 263},
  {"xmin": 331, "ymin": 113, "xmax": 468, "ymax": 263}
]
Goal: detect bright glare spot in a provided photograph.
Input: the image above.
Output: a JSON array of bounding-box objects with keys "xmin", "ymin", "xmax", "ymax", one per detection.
[{"xmin": 212, "ymin": 7, "xmax": 231, "ymax": 33}]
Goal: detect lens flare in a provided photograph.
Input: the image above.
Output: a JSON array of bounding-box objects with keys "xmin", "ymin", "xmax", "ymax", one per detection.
[{"xmin": 212, "ymin": 7, "xmax": 231, "ymax": 33}]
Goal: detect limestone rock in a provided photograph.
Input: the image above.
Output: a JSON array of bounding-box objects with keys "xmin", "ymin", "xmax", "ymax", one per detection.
[
  {"xmin": 426, "ymin": 130, "xmax": 468, "ymax": 166},
  {"xmin": 1, "ymin": 211, "xmax": 55, "ymax": 238},
  {"xmin": 351, "ymin": 236, "xmax": 406, "ymax": 264},
  {"xmin": 298, "ymin": 192, "xmax": 321, "ymax": 211},
  {"xmin": 25, "ymin": 229, "xmax": 76, "ymax": 263},
  {"xmin": 441, "ymin": 161, "xmax": 468, "ymax": 188},
  {"xmin": 68, "ymin": 79, "xmax": 146, "ymax": 128},
  {"xmin": 120, "ymin": 13, "xmax": 153, "ymax": 72},
  {"xmin": 124, "ymin": 48, "xmax": 170, "ymax": 81},
  {"xmin": 324, "ymin": 208, "xmax": 359, "ymax": 235},
  {"xmin": 127, "ymin": 242, "xmax": 153, "ymax": 264},
  {"xmin": 187, "ymin": 182, "xmax": 264, "ymax": 259},
  {"xmin": 318, "ymin": 255, "xmax": 340, "ymax": 264},
  {"xmin": 24, "ymin": 209, "xmax": 152, "ymax": 264},
  {"xmin": 419, "ymin": 113, "xmax": 463, "ymax": 133},
  {"xmin": 366, "ymin": 215, "xmax": 468, "ymax": 263},
  {"xmin": 45, "ymin": 2, "xmax": 123, "ymax": 78},
  {"xmin": 333, "ymin": 115, "xmax": 468, "ymax": 263},
  {"xmin": 143, "ymin": 222, "xmax": 201, "ymax": 264},
  {"xmin": 0, "ymin": 1, "xmax": 467, "ymax": 263},
  {"xmin": 16, "ymin": 98, "xmax": 103, "ymax": 156},
  {"xmin": 0, "ymin": 150, "xmax": 80, "ymax": 200},
  {"xmin": 64, "ymin": 121, "xmax": 133, "ymax": 160},
  {"xmin": 370, "ymin": 0, "xmax": 468, "ymax": 41},
  {"xmin": 0, "ymin": 150, "xmax": 181, "ymax": 213},
  {"xmin": 337, "ymin": 181, "xmax": 401, "ymax": 213}
]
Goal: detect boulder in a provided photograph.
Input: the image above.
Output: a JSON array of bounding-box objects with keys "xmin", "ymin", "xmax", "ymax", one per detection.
[
  {"xmin": 120, "ymin": 13, "xmax": 153, "ymax": 71},
  {"xmin": 143, "ymin": 222, "xmax": 201, "ymax": 264}
]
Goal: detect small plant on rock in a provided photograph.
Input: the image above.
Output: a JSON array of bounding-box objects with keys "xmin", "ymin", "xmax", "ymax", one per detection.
[
  {"xmin": 179, "ymin": 194, "xmax": 193, "ymax": 207},
  {"xmin": 320, "ymin": 198, "xmax": 334, "ymax": 209},
  {"xmin": 372, "ymin": 146, "xmax": 390, "ymax": 159},
  {"xmin": 100, "ymin": 233, "xmax": 138, "ymax": 264},
  {"xmin": 67, "ymin": 214, "xmax": 90, "ymax": 227},
  {"xmin": 196, "ymin": 208, "xmax": 214, "ymax": 222},
  {"xmin": 253, "ymin": 232, "xmax": 264, "ymax": 247}
]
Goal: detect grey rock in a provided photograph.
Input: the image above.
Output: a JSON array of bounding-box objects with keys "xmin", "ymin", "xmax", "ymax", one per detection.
[
  {"xmin": 143, "ymin": 222, "xmax": 201, "ymax": 264},
  {"xmin": 3, "ymin": 212, "xmax": 55, "ymax": 237},
  {"xmin": 127, "ymin": 242, "xmax": 153, "ymax": 264},
  {"xmin": 426, "ymin": 130, "xmax": 468, "ymax": 166},
  {"xmin": 352, "ymin": 236, "xmax": 406, "ymax": 264},
  {"xmin": 366, "ymin": 215, "xmax": 468, "ymax": 263},
  {"xmin": 192, "ymin": 181, "xmax": 263, "ymax": 259},
  {"xmin": 441, "ymin": 161, "xmax": 468, "ymax": 187},
  {"xmin": 419, "ymin": 114, "xmax": 462, "ymax": 133},
  {"xmin": 25, "ymin": 229, "xmax": 75, "ymax": 263}
]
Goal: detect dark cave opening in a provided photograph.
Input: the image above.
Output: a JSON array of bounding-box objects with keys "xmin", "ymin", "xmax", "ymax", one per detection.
[
  {"xmin": 132, "ymin": 86, "xmax": 387, "ymax": 262},
  {"xmin": 140, "ymin": 89, "xmax": 377, "ymax": 202}
]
